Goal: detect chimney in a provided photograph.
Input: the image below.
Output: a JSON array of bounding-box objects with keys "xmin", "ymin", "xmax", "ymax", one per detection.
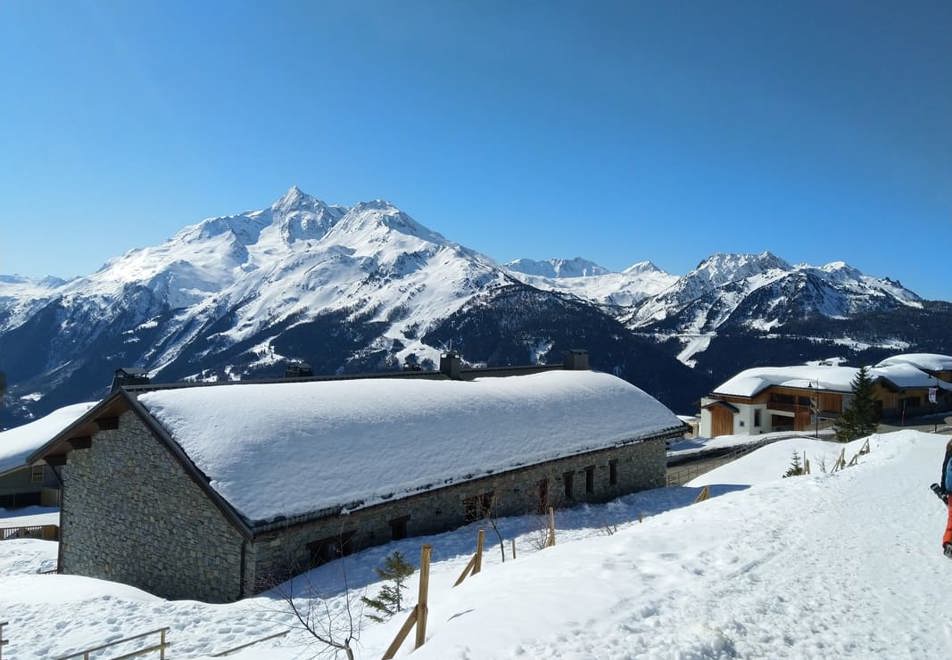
[
  {"xmin": 440, "ymin": 352, "xmax": 462, "ymax": 380},
  {"xmin": 111, "ymin": 367, "xmax": 151, "ymax": 392},
  {"xmin": 563, "ymin": 349, "xmax": 590, "ymax": 371}
]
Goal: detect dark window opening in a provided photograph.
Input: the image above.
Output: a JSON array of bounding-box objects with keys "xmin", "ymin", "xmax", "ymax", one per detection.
[
  {"xmin": 609, "ymin": 460, "xmax": 618, "ymax": 486},
  {"xmin": 537, "ymin": 478, "xmax": 549, "ymax": 514},
  {"xmin": 307, "ymin": 532, "xmax": 355, "ymax": 569},
  {"xmin": 563, "ymin": 471, "xmax": 574, "ymax": 500},
  {"xmin": 389, "ymin": 515, "xmax": 410, "ymax": 541},
  {"xmin": 754, "ymin": 409, "xmax": 762, "ymax": 427},
  {"xmin": 463, "ymin": 491, "xmax": 495, "ymax": 522},
  {"xmin": 585, "ymin": 466, "xmax": 595, "ymax": 494}
]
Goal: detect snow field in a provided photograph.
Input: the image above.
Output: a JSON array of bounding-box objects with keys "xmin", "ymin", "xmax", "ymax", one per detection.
[{"xmin": 0, "ymin": 431, "xmax": 950, "ymax": 658}]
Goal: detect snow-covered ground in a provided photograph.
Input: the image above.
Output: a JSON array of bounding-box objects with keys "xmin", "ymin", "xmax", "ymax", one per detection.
[
  {"xmin": 1, "ymin": 431, "xmax": 950, "ymax": 658},
  {"xmin": 667, "ymin": 429, "xmax": 836, "ymax": 459},
  {"xmin": 0, "ymin": 506, "xmax": 59, "ymax": 528}
]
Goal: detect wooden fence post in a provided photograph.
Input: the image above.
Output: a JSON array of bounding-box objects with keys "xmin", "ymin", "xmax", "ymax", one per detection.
[
  {"xmin": 473, "ymin": 529, "xmax": 484, "ymax": 575},
  {"xmin": 1, "ymin": 621, "xmax": 8, "ymax": 660},
  {"xmin": 511, "ymin": 538, "xmax": 516, "ymax": 559},
  {"xmin": 415, "ymin": 544, "xmax": 431, "ymax": 650},
  {"xmin": 382, "ymin": 544, "xmax": 431, "ymax": 659},
  {"xmin": 546, "ymin": 507, "xmax": 556, "ymax": 547}
]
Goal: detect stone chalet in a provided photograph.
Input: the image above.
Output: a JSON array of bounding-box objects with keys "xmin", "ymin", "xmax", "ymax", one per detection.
[
  {"xmin": 700, "ymin": 355, "xmax": 952, "ymax": 438},
  {"xmin": 31, "ymin": 352, "xmax": 685, "ymax": 603}
]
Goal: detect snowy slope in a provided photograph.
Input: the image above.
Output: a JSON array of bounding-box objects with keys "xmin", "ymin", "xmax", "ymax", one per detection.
[
  {"xmin": 505, "ymin": 257, "xmax": 609, "ymax": 278},
  {"xmin": 0, "ymin": 431, "xmax": 949, "ymax": 658},
  {"xmin": 506, "ymin": 259, "xmax": 678, "ymax": 307}
]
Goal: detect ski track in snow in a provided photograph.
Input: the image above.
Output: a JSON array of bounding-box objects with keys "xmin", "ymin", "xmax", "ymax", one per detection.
[{"xmin": 1, "ymin": 432, "xmax": 950, "ymax": 658}]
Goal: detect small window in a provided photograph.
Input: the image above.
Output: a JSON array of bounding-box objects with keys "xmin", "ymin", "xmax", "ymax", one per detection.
[
  {"xmin": 307, "ymin": 532, "xmax": 355, "ymax": 568},
  {"xmin": 537, "ymin": 478, "xmax": 548, "ymax": 514},
  {"xmin": 463, "ymin": 491, "xmax": 494, "ymax": 522},
  {"xmin": 739, "ymin": 420, "xmax": 745, "ymax": 427},
  {"xmin": 563, "ymin": 471, "xmax": 574, "ymax": 500},
  {"xmin": 609, "ymin": 460, "xmax": 618, "ymax": 486},
  {"xmin": 30, "ymin": 465, "xmax": 45, "ymax": 483},
  {"xmin": 754, "ymin": 409, "xmax": 762, "ymax": 427},
  {"xmin": 585, "ymin": 466, "xmax": 595, "ymax": 494},
  {"xmin": 389, "ymin": 515, "xmax": 409, "ymax": 541}
]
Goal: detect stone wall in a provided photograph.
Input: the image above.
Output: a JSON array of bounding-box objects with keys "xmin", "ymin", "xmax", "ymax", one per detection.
[
  {"xmin": 60, "ymin": 411, "xmax": 248, "ymax": 603},
  {"xmin": 249, "ymin": 435, "xmax": 668, "ymax": 591}
]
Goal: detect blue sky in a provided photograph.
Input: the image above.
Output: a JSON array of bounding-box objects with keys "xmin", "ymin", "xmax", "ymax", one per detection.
[{"xmin": 1, "ymin": 0, "xmax": 950, "ymax": 298}]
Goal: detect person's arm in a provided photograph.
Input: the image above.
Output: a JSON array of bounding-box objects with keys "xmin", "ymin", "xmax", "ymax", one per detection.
[{"xmin": 942, "ymin": 448, "xmax": 952, "ymax": 492}]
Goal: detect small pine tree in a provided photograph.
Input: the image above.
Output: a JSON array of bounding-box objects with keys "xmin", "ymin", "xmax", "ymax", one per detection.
[
  {"xmin": 834, "ymin": 366, "xmax": 878, "ymax": 442},
  {"xmin": 361, "ymin": 551, "xmax": 415, "ymax": 623},
  {"xmin": 783, "ymin": 450, "xmax": 804, "ymax": 478}
]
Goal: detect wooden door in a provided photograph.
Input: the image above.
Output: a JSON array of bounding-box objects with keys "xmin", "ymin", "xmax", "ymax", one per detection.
[{"xmin": 710, "ymin": 406, "xmax": 734, "ymax": 437}]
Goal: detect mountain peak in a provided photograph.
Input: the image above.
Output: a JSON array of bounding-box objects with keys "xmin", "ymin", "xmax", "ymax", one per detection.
[
  {"xmin": 506, "ymin": 257, "xmax": 609, "ymax": 278},
  {"xmin": 622, "ymin": 260, "xmax": 663, "ymax": 275},
  {"xmin": 273, "ymin": 185, "xmax": 327, "ymax": 212}
]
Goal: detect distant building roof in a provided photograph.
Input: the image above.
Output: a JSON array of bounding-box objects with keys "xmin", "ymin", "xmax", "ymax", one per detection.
[
  {"xmin": 130, "ymin": 370, "xmax": 682, "ymax": 524},
  {"xmin": 0, "ymin": 402, "xmax": 98, "ymax": 476},
  {"xmin": 874, "ymin": 353, "xmax": 952, "ymax": 373},
  {"xmin": 713, "ymin": 363, "xmax": 952, "ymax": 398}
]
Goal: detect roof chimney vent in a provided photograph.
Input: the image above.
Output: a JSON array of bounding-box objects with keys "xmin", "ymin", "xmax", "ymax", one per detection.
[
  {"xmin": 285, "ymin": 361, "xmax": 314, "ymax": 378},
  {"xmin": 440, "ymin": 352, "xmax": 462, "ymax": 380},
  {"xmin": 111, "ymin": 367, "xmax": 150, "ymax": 392},
  {"xmin": 564, "ymin": 349, "xmax": 590, "ymax": 371}
]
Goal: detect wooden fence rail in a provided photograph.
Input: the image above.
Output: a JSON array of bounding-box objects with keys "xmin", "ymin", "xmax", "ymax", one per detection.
[
  {"xmin": 210, "ymin": 630, "xmax": 289, "ymax": 657},
  {"xmin": 55, "ymin": 627, "xmax": 169, "ymax": 660},
  {"xmin": 0, "ymin": 525, "xmax": 59, "ymax": 542}
]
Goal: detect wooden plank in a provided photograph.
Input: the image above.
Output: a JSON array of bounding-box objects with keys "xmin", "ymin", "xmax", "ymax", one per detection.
[
  {"xmin": 452, "ymin": 554, "xmax": 476, "ymax": 587},
  {"xmin": 415, "ymin": 544, "xmax": 431, "ymax": 650},
  {"xmin": 210, "ymin": 630, "xmax": 289, "ymax": 657},
  {"xmin": 473, "ymin": 529, "xmax": 485, "ymax": 575},
  {"xmin": 381, "ymin": 608, "xmax": 417, "ymax": 660},
  {"xmin": 695, "ymin": 485, "xmax": 710, "ymax": 503},
  {"xmin": 511, "ymin": 538, "xmax": 517, "ymax": 559},
  {"xmin": 547, "ymin": 507, "xmax": 556, "ymax": 547}
]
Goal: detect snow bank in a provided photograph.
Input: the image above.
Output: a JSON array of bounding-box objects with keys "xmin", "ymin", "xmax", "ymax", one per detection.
[
  {"xmin": 0, "ymin": 402, "xmax": 97, "ymax": 475},
  {"xmin": 0, "ymin": 506, "xmax": 59, "ymax": 528},
  {"xmin": 138, "ymin": 370, "xmax": 682, "ymax": 522},
  {"xmin": 687, "ymin": 436, "xmax": 867, "ymax": 486}
]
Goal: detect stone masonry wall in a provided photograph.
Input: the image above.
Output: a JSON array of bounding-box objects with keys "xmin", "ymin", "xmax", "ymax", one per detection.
[
  {"xmin": 249, "ymin": 435, "xmax": 668, "ymax": 591},
  {"xmin": 60, "ymin": 411, "xmax": 247, "ymax": 603}
]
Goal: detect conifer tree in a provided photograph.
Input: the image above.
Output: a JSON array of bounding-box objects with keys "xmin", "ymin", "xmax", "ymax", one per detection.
[
  {"xmin": 361, "ymin": 551, "xmax": 415, "ymax": 623},
  {"xmin": 834, "ymin": 366, "xmax": 878, "ymax": 442},
  {"xmin": 783, "ymin": 450, "xmax": 804, "ymax": 478}
]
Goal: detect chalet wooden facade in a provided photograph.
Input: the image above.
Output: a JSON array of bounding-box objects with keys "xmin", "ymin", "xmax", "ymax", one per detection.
[{"xmin": 700, "ymin": 357, "xmax": 952, "ymax": 438}]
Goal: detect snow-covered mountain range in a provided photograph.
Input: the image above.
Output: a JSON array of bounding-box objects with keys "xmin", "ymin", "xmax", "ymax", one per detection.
[{"xmin": 1, "ymin": 187, "xmax": 947, "ymax": 425}]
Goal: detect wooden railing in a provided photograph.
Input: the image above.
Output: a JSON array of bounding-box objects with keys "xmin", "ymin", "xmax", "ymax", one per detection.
[
  {"xmin": 0, "ymin": 525, "xmax": 59, "ymax": 541},
  {"xmin": 210, "ymin": 630, "xmax": 289, "ymax": 657},
  {"xmin": 55, "ymin": 627, "xmax": 169, "ymax": 660}
]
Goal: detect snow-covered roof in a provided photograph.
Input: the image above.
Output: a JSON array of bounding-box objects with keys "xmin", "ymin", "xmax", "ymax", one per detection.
[
  {"xmin": 0, "ymin": 403, "xmax": 98, "ymax": 476},
  {"xmin": 874, "ymin": 353, "xmax": 952, "ymax": 373},
  {"xmin": 713, "ymin": 363, "xmax": 952, "ymax": 398},
  {"xmin": 137, "ymin": 370, "xmax": 682, "ymax": 524}
]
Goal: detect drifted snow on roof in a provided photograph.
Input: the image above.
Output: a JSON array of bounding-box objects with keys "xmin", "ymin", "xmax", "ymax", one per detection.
[
  {"xmin": 875, "ymin": 353, "xmax": 952, "ymax": 373},
  {"xmin": 713, "ymin": 363, "xmax": 952, "ymax": 398},
  {"xmin": 137, "ymin": 370, "xmax": 682, "ymax": 524},
  {"xmin": 0, "ymin": 402, "xmax": 98, "ymax": 476}
]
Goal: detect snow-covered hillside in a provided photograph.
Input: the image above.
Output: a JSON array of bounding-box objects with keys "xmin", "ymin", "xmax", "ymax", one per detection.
[
  {"xmin": 506, "ymin": 259, "xmax": 678, "ymax": 307},
  {"xmin": 0, "ymin": 431, "xmax": 949, "ymax": 658}
]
